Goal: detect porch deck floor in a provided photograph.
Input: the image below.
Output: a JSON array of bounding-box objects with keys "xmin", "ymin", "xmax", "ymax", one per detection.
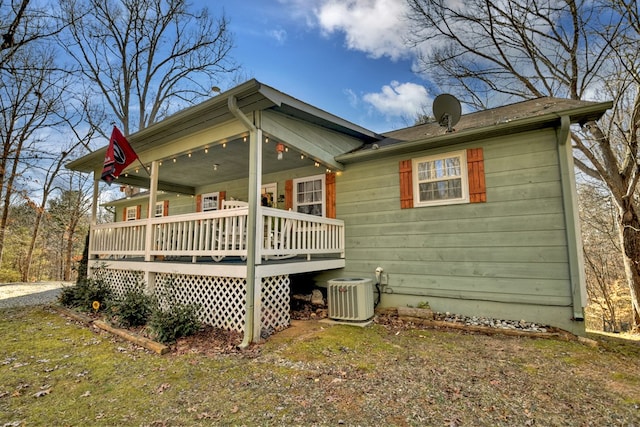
[{"xmin": 93, "ymin": 255, "xmax": 345, "ymax": 278}]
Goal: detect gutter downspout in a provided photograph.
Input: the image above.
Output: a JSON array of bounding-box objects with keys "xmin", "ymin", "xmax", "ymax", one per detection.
[
  {"xmin": 556, "ymin": 115, "xmax": 587, "ymax": 323},
  {"xmin": 228, "ymin": 96, "xmax": 261, "ymax": 348}
]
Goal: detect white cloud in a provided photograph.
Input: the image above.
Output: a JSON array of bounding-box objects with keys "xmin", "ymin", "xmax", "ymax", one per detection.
[
  {"xmin": 314, "ymin": 0, "xmax": 411, "ymax": 60},
  {"xmin": 266, "ymin": 27, "xmax": 288, "ymax": 45},
  {"xmin": 278, "ymin": 0, "xmax": 413, "ymax": 60},
  {"xmin": 363, "ymin": 81, "xmax": 430, "ymax": 117},
  {"xmin": 344, "ymin": 88, "xmax": 359, "ymax": 109}
]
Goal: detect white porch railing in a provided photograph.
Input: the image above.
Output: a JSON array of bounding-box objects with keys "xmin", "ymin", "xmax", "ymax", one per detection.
[{"xmin": 89, "ymin": 207, "xmax": 345, "ymax": 262}]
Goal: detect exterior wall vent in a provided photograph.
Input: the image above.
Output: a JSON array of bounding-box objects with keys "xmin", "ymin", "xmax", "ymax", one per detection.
[{"xmin": 327, "ymin": 278, "xmax": 374, "ymax": 321}]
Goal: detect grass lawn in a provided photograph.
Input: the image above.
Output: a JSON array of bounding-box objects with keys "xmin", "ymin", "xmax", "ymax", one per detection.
[{"xmin": 2, "ymin": 305, "xmax": 640, "ymax": 426}]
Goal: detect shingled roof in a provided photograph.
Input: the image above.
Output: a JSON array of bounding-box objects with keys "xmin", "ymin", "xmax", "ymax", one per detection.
[
  {"xmin": 336, "ymin": 97, "xmax": 611, "ymax": 163},
  {"xmin": 383, "ymin": 97, "xmax": 607, "ymax": 143}
]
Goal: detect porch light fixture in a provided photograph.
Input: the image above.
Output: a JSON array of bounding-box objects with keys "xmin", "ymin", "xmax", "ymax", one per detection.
[
  {"xmin": 276, "ymin": 143, "xmax": 285, "ymax": 160},
  {"xmin": 213, "ymin": 163, "xmax": 219, "ymax": 171}
]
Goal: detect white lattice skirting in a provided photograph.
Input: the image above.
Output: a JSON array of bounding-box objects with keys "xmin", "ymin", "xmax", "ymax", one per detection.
[{"xmin": 95, "ymin": 268, "xmax": 291, "ymax": 338}]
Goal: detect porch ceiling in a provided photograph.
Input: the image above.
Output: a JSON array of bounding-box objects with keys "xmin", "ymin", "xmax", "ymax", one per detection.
[
  {"xmin": 112, "ymin": 133, "xmax": 325, "ymax": 192},
  {"xmin": 66, "ymin": 79, "xmax": 382, "ymax": 193}
]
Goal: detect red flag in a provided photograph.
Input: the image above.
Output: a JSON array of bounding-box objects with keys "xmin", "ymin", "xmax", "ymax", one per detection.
[{"xmin": 101, "ymin": 126, "xmax": 138, "ymax": 184}]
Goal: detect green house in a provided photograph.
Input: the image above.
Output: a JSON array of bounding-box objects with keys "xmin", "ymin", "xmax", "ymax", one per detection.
[{"xmin": 67, "ymin": 79, "xmax": 611, "ymax": 341}]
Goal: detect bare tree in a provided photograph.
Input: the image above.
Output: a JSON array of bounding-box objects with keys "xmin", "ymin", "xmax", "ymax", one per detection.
[
  {"xmin": 0, "ymin": 41, "xmax": 71, "ymax": 268},
  {"xmin": 47, "ymin": 172, "xmax": 91, "ymax": 281},
  {"xmin": 406, "ymin": 0, "xmax": 640, "ymax": 326},
  {"xmin": 578, "ymin": 182, "xmax": 630, "ymax": 331},
  {"xmin": 59, "ymin": 0, "xmax": 238, "ymax": 135},
  {"xmin": 1, "ymin": 0, "xmax": 65, "ymax": 68}
]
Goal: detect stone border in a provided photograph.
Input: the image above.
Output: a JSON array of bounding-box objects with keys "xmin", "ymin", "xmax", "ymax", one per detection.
[{"xmin": 391, "ymin": 307, "xmax": 598, "ymax": 346}]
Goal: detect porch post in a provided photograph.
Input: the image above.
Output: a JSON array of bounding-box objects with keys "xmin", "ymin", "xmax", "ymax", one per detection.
[
  {"xmin": 144, "ymin": 160, "xmax": 159, "ymax": 262},
  {"xmin": 244, "ymin": 122, "xmax": 262, "ymax": 344},
  {"xmin": 87, "ymin": 174, "xmax": 100, "ymax": 267},
  {"xmin": 228, "ymin": 96, "xmax": 262, "ymax": 347},
  {"xmin": 91, "ymin": 175, "xmax": 99, "ymax": 225}
]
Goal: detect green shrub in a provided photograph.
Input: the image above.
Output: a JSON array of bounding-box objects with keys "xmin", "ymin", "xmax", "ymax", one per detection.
[
  {"xmin": 148, "ymin": 276, "xmax": 200, "ymax": 343},
  {"xmin": 148, "ymin": 303, "xmax": 200, "ymax": 343},
  {"xmin": 108, "ymin": 284, "xmax": 154, "ymax": 328},
  {"xmin": 58, "ymin": 278, "xmax": 112, "ymax": 312},
  {"xmin": 0, "ymin": 268, "xmax": 21, "ymax": 283}
]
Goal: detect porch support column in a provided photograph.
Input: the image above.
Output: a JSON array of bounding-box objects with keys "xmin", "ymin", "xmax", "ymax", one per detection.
[
  {"xmin": 229, "ymin": 96, "xmax": 262, "ymax": 348},
  {"xmin": 91, "ymin": 175, "xmax": 99, "ymax": 225},
  {"xmin": 85, "ymin": 174, "xmax": 100, "ymax": 276},
  {"xmin": 144, "ymin": 160, "xmax": 159, "ymax": 262}
]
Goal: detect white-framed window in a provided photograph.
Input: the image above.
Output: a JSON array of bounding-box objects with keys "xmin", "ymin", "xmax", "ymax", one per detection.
[
  {"xmin": 201, "ymin": 192, "xmax": 219, "ymax": 211},
  {"xmin": 413, "ymin": 150, "xmax": 469, "ymax": 207},
  {"xmin": 125, "ymin": 206, "xmax": 138, "ymax": 221},
  {"xmin": 154, "ymin": 201, "xmax": 166, "ymax": 217},
  {"xmin": 293, "ymin": 174, "xmax": 325, "ymax": 216}
]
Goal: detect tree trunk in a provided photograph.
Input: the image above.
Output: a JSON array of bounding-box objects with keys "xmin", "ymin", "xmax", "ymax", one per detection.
[
  {"xmin": 21, "ymin": 207, "xmax": 44, "ymax": 282},
  {"xmin": 618, "ymin": 200, "xmax": 640, "ymax": 328},
  {"xmin": 64, "ymin": 228, "xmax": 74, "ymax": 281}
]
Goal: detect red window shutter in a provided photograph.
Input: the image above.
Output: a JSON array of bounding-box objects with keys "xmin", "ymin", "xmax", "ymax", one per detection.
[
  {"xmin": 325, "ymin": 172, "xmax": 336, "ymax": 218},
  {"xmin": 467, "ymin": 148, "xmax": 486, "ymax": 203},
  {"xmin": 136, "ymin": 205, "xmax": 141, "ymax": 219},
  {"xmin": 218, "ymin": 191, "xmax": 226, "ymax": 209},
  {"xmin": 163, "ymin": 200, "xmax": 169, "ymax": 216},
  {"xmin": 285, "ymin": 179, "xmax": 293, "ymax": 210},
  {"xmin": 399, "ymin": 159, "xmax": 413, "ymax": 209},
  {"xmin": 123, "ymin": 207, "xmax": 127, "ymax": 221},
  {"xmin": 195, "ymin": 194, "xmax": 202, "ymax": 212}
]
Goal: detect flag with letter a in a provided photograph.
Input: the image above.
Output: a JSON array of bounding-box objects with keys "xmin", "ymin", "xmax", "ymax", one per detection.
[{"xmin": 101, "ymin": 126, "xmax": 138, "ymax": 184}]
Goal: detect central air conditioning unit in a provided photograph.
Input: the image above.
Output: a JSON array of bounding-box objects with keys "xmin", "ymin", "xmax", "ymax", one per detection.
[{"xmin": 327, "ymin": 278, "xmax": 374, "ymax": 321}]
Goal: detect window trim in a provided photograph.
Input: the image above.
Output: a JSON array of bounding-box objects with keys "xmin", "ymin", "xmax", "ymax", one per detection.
[
  {"xmin": 201, "ymin": 191, "xmax": 220, "ymax": 212},
  {"xmin": 154, "ymin": 201, "xmax": 165, "ymax": 217},
  {"xmin": 125, "ymin": 206, "xmax": 138, "ymax": 221},
  {"xmin": 292, "ymin": 174, "xmax": 326, "ymax": 217},
  {"xmin": 412, "ymin": 150, "xmax": 469, "ymax": 207}
]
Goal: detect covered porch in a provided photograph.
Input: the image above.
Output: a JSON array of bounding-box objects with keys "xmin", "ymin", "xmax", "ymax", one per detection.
[{"xmin": 68, "ymin": 80, "xmax": 381, "ymax": 344}]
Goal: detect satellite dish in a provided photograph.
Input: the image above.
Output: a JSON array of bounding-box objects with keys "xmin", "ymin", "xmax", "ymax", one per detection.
[{"xmin": 433, "ymin": 94, "xmax": 461, "ymax": 132}]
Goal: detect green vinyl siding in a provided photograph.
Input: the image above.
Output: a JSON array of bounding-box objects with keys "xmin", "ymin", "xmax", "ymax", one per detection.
[{"xmin": 328, "ymin": 128, "xmax": 573, "ymax": 312}]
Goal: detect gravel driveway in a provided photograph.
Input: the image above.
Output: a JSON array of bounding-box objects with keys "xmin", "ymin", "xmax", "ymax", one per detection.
[{"xmin": 0, "ymin": 282, "xmax": 70, "ymax": 309}]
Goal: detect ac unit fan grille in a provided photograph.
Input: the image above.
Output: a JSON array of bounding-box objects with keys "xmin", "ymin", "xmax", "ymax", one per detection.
[{"xmin": 327, "ymin": 278, "xmax": 374, "ymax": 321}]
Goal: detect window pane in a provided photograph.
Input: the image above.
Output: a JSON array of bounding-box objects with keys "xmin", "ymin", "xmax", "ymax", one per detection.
[
  {"xmin": 419, "ymin": 178, "xmax": 462, "ymax": 201},
  {"xmin": 294, "ymin": 176, "xmax": 325, "ymax": 216}
]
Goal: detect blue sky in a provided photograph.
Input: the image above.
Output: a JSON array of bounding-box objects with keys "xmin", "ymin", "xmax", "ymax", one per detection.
[{"xmin": 212, "ymin": 0, "xmax": 432, "ymax": 133}]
